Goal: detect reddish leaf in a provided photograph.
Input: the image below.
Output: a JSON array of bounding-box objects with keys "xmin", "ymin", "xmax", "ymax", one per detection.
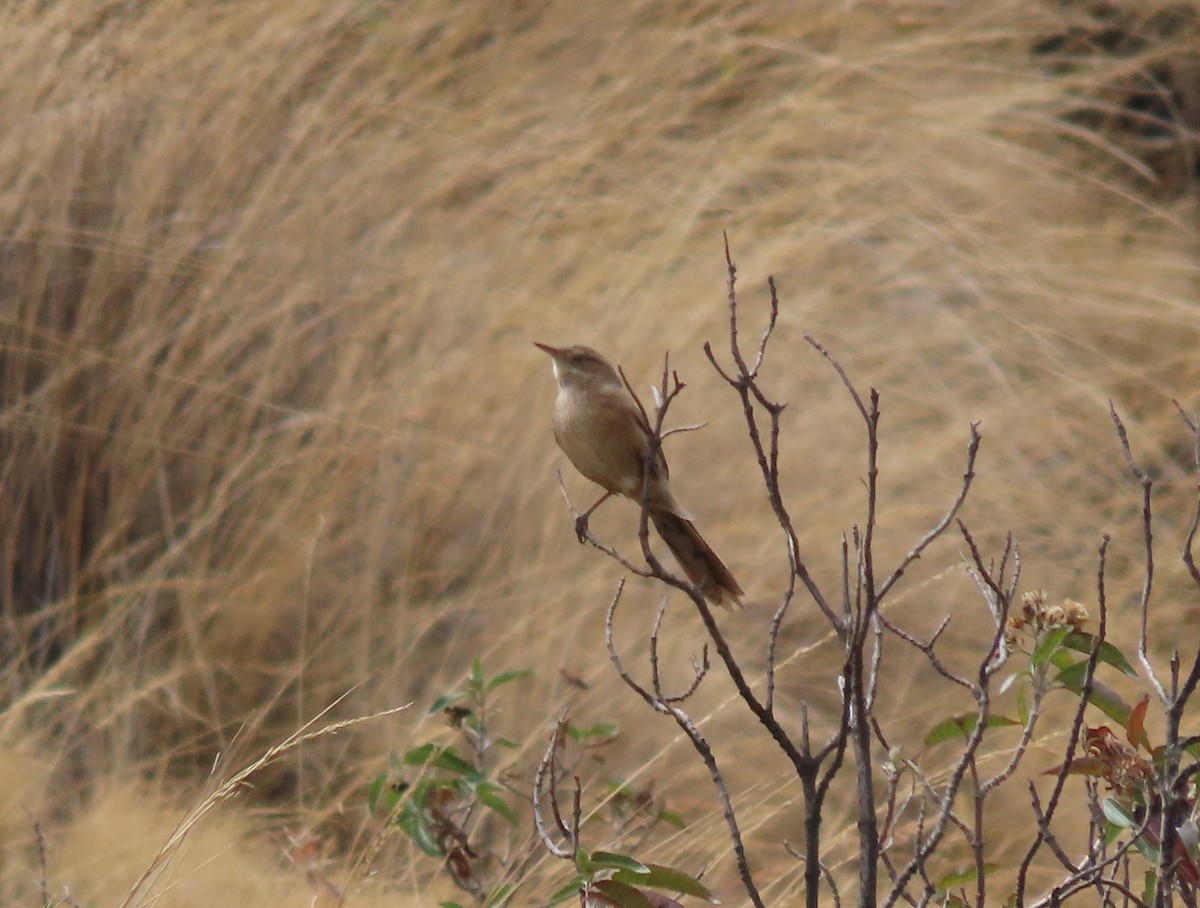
[
  {"xmin": 641, "ymin": 894, "xmax": 687, "ymax": 908},
  {"xmin": 1176, "ymin": 843, "xmax": 1200, "ymax": 886},
  {"xmin": 591, "ymin": 880, "xmax": 656, "ymax": 908},
  {"xmin": 1127, "ymin": 695, "xmax": 1149, "ymax": 750}
]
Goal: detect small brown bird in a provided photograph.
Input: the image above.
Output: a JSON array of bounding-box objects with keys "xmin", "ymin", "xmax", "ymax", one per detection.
[{"xmin": 535, "ymin": 342, "xmax": 743, "ymax": 607}]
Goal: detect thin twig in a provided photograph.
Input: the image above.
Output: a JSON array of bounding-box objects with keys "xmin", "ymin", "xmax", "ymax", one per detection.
[
  {"xmin": 618, "ymin": 365, "xmax": 653, "ymax": 437},
  {"xmin": 704, "ymin": 252, "xmax": 836, "ymax": 629},
  {"xmin": 1015, "ymin": 535, "xmax": 1111, "ymax": 905},
  {"xmin": 1028, "ymin": 781, "xmax": 1081, "ymax": 872},
  {"xmin": 661, "ymin": 421, "xmax": 708, "ymax": 440},
  {"xmin": 1024, "ymin": 794, "xmax": 1154, "ymax": 908},
  {"xmin": 604, "ymin": 571, "xmax": 765, "ymax": 907},
  {"xmin": 1110, "ymin": 401, "xmax": 1168, "ymax": 705},
  {"xmin": 532, "ymin": 715, "xmax": 575, "ymax": 859},
  {"xmin": 647, "ymin": 597, "xmax": 711, "ymax": 703},
  {"xmin": 805, "ymin": 334, "xmax": 869, "ymax": 424},
  {"xmin": 1172, "ymin": 402, "xmax": 1200, "ymax": 704},
  {"xmin": 877, "ymin": 423, "xmax": 983, "ymax": 601},
  {"xmin": 883, "ymin": 526, "xmax": 1027, "ymax": 908},
  {"xmin": 880, "ymin": 612, "xmax": 973, "ymax": 692},
  {"xmin": 785, "ymin": 841, "xmax": 842, "ymax": 908}
]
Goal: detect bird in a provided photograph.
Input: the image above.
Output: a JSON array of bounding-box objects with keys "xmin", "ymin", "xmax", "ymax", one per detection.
[{"xmin": 534, "ymin": 342, "xmax": 743, "ymax": 607}]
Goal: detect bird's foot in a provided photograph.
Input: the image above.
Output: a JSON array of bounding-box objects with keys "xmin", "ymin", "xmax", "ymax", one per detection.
[{"xmin": 573, "ymin": 514, "xmax": 591, "ymax": 543}]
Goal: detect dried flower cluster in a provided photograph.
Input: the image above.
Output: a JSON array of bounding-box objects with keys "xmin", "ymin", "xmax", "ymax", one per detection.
[
  {"xmin": 1083, "ymin": 725, "xmax": 1155, "ymax": 797},
  {"xmin": 1004, "ymin": 589, "xmax": 1090, "ymax": 649}
]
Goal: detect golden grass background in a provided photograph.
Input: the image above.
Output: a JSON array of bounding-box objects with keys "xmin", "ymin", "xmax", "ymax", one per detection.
[{"xmin": 2, "ymin": 1, "xmax": 1199, "ymax": 904}]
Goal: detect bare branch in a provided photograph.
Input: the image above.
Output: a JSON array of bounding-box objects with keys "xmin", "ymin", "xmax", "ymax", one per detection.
[
  {"xmin": 1174, "ymin": 402, "xmax": 1200, "ymax": 707},
  {"xmin": 1024, "ymin": 789, "xmax": 1154, "ymax": 908},
  {"xmin": 1015, "ymin": 535, "xmax": 1111, "ymax": 904},
  {"xmin": 661, "ymin": 420, "xmax": 708, "ymax": 440},
  {"xmin": 1028, "ymin": 781, "xmax": 1080, "ymax": 873},
  {"xmin": 785, "ymin": 840, "xmax": 842, "ymax": 908},
  {"xmin": 604, "ymin": 580, "xmax": 668, "ymax": 716},
  {"xmin": 765, "ymin": 572, "xmax": 798, "ymax": 715},
  {"xmin": 605, "ymin": 571, "xmax": 765, "ymax": 906},
  {"xmin": 880, "ymin": 612, "xmax": 974, "ymax": 693},
  {"xmin": 1110, "ymin": 401, "xmax": 1168, "ymax": 705},
  {"xmin": 866, "ymin": 610, "xmax": 884, "ymax": 713},
  {"xmin": 533, "ymin": 716, "xmax": 576, "ymax": 859},
  {"xmin": 804, "ymin": 333, "xmax": 870, "ymax": 425},
  {"xmin": 618, "ymin": 364, "xmax": 653, "ymax": 436},
  {"xmin": 704, "ymin": 243, "xmax": 837, "ymax": 629},
  {"xmin": 882, "ymin": 715, "xmax": 990, "ymax": 908},
  {"xmin": 647, "ymin": 597, "xmax": 710, "ymax": 703},
  {"xmin": 877, "ymin": 423, "xmax": 983, "ymax": 602},
  {"xmin": 717, "ymin": 234, "xmax": 780, "ymax": 383}
]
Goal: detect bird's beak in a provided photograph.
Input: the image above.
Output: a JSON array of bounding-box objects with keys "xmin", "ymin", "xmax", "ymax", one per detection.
[{"xmin": 534, "ymin": 341, "xmax": 567, "ymax": 382}]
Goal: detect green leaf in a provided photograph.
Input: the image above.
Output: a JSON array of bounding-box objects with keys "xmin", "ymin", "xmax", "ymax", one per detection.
[
  {"xmin": 403, "ymin": 744, "xmax": 479, "ymax": 778},
  {"xmin": 924, "ymin": 713, "xmax": 1020, "ymax": 747},
  {"xmin": 430, "ymin": 747, "xmax": 475, "ymax": 776},
  {"xmin": 1062, "ymin": 632, "xmax": 1138, "ymax": 676},
  {"xmin": 475, "ymin": 784, "xmax": 519, "ymax": 825},
  {"xmin": 566, "ymin": 722, "xmax": 619, "ymax": 743},
  {"xmin": 934, "ymin": 864, "xmax": 996, "ymax": 894},
  {"xmin": 367, "ymin": 774, "xmax": 406, "ymax": 815},
  {"xmin": 591, "ymin": 879, "xmax": 656, "ymax": 908},
  {"xmin": 469, "ymin": 657, "xmax": 485, "ymax": 691},
  {"xmin": 397, "ymin": 803, "xmax": 442, "ymax": 857},
  {"xmin": 1054, "ymin": 668, "xmax": 1141, "ymax": 736},
  {"xmin": 1015, "ymin": 685, "xmax": 1029, "ymax": 726},
  {"xmin": 1102, "ymin": 798, "xmax": 1136, "ymax": 829},
  {"xmin": 657, "ymin": 808, "xmax": 687, "ymax": 829},
  {"xmin": 1048, "ymin": 648, "xmax": 1075, "ymax": 672},
  {"xmin": 367, "ymin": 773, "xmax": 387, "ymax": 814},
  {"xmin": 548, "ymin": 875, "xmax": 587, "ymax": 905},
  {"xmin": 586, "ymin": 851, "xmax": 651, "ymax": 875},
  {"xmin": 1032, "ymin": 627, "xmax": 1072, "ymax": 668},
  {"xmin": 1131, "ymin": 833, "xmax": 1160, "ymax": 864},
  {"xmin": 612, "ymin": 863, "xmax": 718, "ymax": 901},
  {"xmin": 403, "ymin": 742, "xmax": 439, "ymax": 765},
  {"xmin": 429, "ymin": 692, "xmax": 467, "ymax": 714},
  {"xmin": 439, "ymin": 903, "xmax": 466, "ymax": 908},
  {"xmin": 485, "ymin": 668, "xmax": 533, "ymax": 691}
]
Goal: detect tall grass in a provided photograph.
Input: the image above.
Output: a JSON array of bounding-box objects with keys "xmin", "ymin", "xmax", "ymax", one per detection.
[{"xmin": 1, "ymin": 0, "xmax": 1198, "ymax": 903}]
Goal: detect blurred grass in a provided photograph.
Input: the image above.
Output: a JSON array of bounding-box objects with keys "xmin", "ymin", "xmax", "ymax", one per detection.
[{"xmin": 1, "ymin": 0, "xmax": 1199, "ymax": 904}]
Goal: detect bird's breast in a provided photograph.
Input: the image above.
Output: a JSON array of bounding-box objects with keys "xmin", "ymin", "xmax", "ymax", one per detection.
[{"xmin": 552, "ymin": 386, "xmax": 648, "ymax": 498}]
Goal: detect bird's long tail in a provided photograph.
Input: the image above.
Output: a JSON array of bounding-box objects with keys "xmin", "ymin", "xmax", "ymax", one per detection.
[{"xmin": 650, "ymin": 509, "xmax": 743, "ymax": 608}]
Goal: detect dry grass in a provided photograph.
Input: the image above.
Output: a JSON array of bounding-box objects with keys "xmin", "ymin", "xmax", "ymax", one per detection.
[{"xmin": 2, "ymin": 0, "xmax": 1199, "ymax": 904}]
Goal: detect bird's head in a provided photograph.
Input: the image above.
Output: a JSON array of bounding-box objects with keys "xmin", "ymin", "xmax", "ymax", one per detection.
[{"xmin": 534, "ymin": 342, "xmax": 622, "ymax": 391}]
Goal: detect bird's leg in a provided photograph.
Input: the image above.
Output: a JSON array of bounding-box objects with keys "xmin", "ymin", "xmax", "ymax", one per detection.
[{"xmin": 574, "ymin": 491, "xmax": 614, "ymax": 542}]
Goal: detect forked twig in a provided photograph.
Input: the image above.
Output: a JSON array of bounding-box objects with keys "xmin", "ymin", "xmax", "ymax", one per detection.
[
  {"xmin": 1110, "ymin": 401, "xmax": 1168, "ymax": 705},
  {"xmin": 604, "ymin": 579, "xmax": 765, "ymax": 908},
  {"xmin": 532, "ymin": 715, "xmax": 577, "ymax": 859},
  {"xmin": 1015, "ymin": 535, "xmax": 1111, "ymax": 905},
  {"xmin": 877, "ymin": 424, "xmax": 983, "ymax": 601}
]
